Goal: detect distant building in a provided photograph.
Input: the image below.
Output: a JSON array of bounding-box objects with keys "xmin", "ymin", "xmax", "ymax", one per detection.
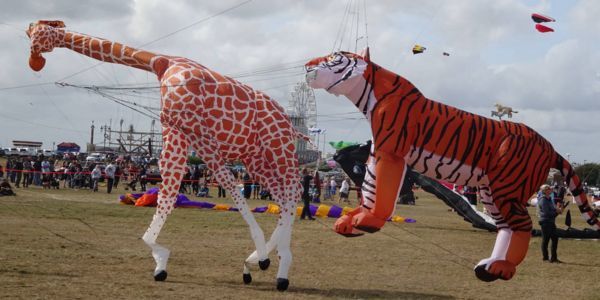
[
  {"xmin": 13, "ymin": 140, "xmax": 42, "ymax": 149},
  {"xmin": 56, "ymin": 142, "xmax": 81, "ymax": 154}
]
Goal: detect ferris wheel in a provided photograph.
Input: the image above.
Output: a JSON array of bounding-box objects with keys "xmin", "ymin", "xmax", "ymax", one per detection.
[{"xmin": 287, "ymin": 81, "xmax": 317, "ymax": 128}]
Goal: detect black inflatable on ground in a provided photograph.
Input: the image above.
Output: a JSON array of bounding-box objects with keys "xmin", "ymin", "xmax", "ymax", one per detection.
[
  {"xmin": 333, "ymin": 141, "xmax": 496, "ymax": 232},
  {"xmin": 333, "ymin": 141, "xmax": 600, "ymax": 239}
]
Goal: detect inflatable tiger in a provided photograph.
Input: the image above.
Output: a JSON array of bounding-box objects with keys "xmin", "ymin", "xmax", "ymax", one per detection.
[{"xmin": 304, "ymin": 49, "xmax": 599, "ymax": 282}]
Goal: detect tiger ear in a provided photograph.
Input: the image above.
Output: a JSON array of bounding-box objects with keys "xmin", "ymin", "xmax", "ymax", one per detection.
[
  {"xmin": 359, "ymin": 47, "xmax": 371, "ymax": 62},
  {"xmin": 38, "ymin": 20, "xmax": 66, "ymax": 28}
]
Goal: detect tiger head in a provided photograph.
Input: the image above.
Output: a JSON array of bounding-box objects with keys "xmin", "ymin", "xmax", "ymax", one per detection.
[{"xmin": 305, "ymin": 49, "xmax": 370, "ymax": 96}]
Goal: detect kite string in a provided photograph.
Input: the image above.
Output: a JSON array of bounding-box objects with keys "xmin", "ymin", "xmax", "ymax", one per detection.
[
  {"xmin": 0, "ymin": 200, "xmax": 89, "ymax": 246},
  {"xmin": 310, "ymin": 211, "xmax": 474, "ymax": 270},
  {"xmin": 332, "ymin": 0, "xmax": 353, "ymax": 52},
  {"xmin": 386, "ymin": 222, "xmax": 475, "ymax": 270},
  {"xmin": 362, "ymin": 0, "xmax": 369, "ymax": 48}
]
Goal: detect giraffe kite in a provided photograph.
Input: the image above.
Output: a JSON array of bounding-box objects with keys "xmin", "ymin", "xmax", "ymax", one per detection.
[{"xmin": 27, "ymin": 20, "xmax": 303, "ymax": 291}]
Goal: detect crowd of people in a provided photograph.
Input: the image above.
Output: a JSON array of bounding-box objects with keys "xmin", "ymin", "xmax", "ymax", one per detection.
[
  {"xmin": 0, "ymin": 154, "xmax": 578, "ymax": 263},
  {"xmin": 0, "ymin": 155, "xmax": 355, "ymax": 206},
  {"xmin": 2, "ymin": 155, "xmax": 141, "ymax": 193}
]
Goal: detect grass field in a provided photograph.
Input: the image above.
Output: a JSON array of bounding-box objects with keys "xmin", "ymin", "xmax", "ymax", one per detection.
[{"xmin": 1, "ymin": 183, "xmax": 599, "ymax": 299}]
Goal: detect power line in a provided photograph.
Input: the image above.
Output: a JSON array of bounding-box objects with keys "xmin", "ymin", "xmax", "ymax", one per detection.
[
  {"xmin": 54, "ymin": 69, "xmax": 305, "ymax": 92},
  {"xmin": 0, "ymin": 82, "xmax": 55, "ymax": 91},
  {"xmin": 55, "ymin": 0, "xmax": 254, "ymax": 83},
  {"xmin": 0, "ymin": 111, "xmax": 88, "ymax": 133}
]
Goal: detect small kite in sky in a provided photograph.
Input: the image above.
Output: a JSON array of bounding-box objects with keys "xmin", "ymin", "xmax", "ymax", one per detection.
[
  {"xmin": 531, "ymin": 13, "xmax": 556, "ymax": 23},
  {"xmin": 531, "ymin": 13, "xmax": 555, "ymax": 33},
  {"xmin": 535, "ymin": 23, "xmax": 554, "ymax": 33},
  {"xmin": 412, "ymin": 44, "xmax": 426, "ymax": 54}
]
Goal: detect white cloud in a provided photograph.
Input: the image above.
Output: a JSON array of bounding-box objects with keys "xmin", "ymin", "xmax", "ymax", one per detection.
[{"xmin": 0, "ymin": 0, "xmax": 598, "ymax": 163}]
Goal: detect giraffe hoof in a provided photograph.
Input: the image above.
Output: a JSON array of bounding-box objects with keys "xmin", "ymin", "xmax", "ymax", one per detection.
[
  {"xmin": 474, "ymin": 264, "xmax": 499, "ymax": 282},
  {"xmin": 276, "ymin": 278, "xmax": 289, "ymax": 291},
  {"xmin": 259, "ymin": 258, "xmax": 270, "ymax": 270},
  {"xmin": 154, "ymin": 270, "xmax": 168, "ymax": 281},
  {"xmin": 243, "ymin": 273, "xmax": 252, "ymax": 284}
]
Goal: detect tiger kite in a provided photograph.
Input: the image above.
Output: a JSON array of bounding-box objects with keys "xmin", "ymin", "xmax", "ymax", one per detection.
[{"xmin": 304, "ymin": 49, "xmax": 599, "ymax": 282}]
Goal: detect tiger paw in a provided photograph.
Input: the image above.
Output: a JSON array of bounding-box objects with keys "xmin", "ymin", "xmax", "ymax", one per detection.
[
  {"xmin": 334, "ymin": 214, "xmax": 364, "ymax": 237},
  {"xmin": 474, "ymin": 260, "xmax": 516, "ymax": 282},
  {"xmin": 351, "ymin": 210, "xmax": 386, "ymax": 233}
]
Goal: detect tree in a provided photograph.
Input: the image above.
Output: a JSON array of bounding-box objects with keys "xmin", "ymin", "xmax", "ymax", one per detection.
[
  {"xmin": 188, "ymin": 156, "xmax": 203, "ymax": 165},
  {"xmin": 574, "ymin": 163, "xmax": 600, "ymax": 187}
]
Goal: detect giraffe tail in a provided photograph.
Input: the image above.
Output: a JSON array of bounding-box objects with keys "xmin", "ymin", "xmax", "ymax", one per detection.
[{"xmin": 553, "ymin": 153, "xmax": 600, "ymax": 230}]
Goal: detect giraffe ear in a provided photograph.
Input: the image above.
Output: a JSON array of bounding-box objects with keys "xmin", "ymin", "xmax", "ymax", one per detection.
[{"xmin": 38, "ymin": 20, "xmax": 66, "ymax": 28}]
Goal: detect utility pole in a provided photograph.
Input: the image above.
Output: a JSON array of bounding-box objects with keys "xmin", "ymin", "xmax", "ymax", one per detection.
[
  {"xmin": 90, "ymin": 121, "xmax": 95, "ymax": 145},
  {"xmin": 322, "ymin": 132, "xmax": 326, "ymax": 159}
]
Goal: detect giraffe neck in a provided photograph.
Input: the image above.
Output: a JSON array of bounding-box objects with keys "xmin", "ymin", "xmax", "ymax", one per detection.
[{"xmin": 56, "ymin": 29, "xmax": 170, "ymax": 78}]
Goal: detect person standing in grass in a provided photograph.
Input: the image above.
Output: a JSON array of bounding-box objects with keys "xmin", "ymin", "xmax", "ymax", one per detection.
[
  {"xmin": 13, "ymin": 158, "xmax": 23, "ymax": 188},
  {"xmin": 91, "ymin": 165, "xmax": 101, "ymax": 192},
  {"xmin": 105, "ymin": 162, "xmax": 116, "ymax": 194},
  {"xmin": 538, "ymin": 184, "xmax": 562, "ymax": 263},
  {"xmin": 329, "ymin": 176, "xmax": 337, "ymax": 202},
  {"xmin": 22, "ymin": 158, "xmax": 32, "ymax": 188},
  {"xmin": 339, "ymin": 177, "xmax": 350, "ymax": 203},
  {"xmin": 300, "ymin": 168, "xmax": 315, "ymax": 220},
  {"xmin": 323, "ymin": 177, "xmax": 331, "ymax": 201}
]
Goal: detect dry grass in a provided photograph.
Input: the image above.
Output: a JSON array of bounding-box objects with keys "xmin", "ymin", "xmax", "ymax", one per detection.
[{"xmin": 1, "ymin": 183, "xmax": 599, "ymax": 299}]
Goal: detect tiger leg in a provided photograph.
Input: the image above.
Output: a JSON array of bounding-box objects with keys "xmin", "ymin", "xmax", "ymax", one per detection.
[
  {"xmin": 335, "ymin": 143, "xmax": 376, "ymax": 237},
  {"xmin": 474, "ymin": 185, "xmax": 531, "ymax": 282},
  {"xmin": 350, "ymin": 151, "xmax": 405, "ymax": 233}
]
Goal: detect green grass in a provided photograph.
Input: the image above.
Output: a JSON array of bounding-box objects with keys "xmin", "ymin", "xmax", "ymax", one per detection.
[{"xmin": 0, "ymin": 184, "xmax": 599, "ymax": 299}]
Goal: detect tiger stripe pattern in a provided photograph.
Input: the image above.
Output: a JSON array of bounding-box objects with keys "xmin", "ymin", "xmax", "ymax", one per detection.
[{"xmin": 305, "ymin": 49, "xmax": 599, "ymax": 282}]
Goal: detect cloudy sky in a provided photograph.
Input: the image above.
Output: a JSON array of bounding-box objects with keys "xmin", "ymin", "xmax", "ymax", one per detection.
[{"xmin": 0, "ymin": 0, "xmax": 598, "ymax": 163}]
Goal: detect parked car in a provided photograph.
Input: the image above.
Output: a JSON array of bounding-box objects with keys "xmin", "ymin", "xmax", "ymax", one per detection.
[
  {"xmin": 5, "ymin": 148, "xmax": 17, "ymax": 156},
  {"xmin": 86, "ymin": 153, "xmax": 105, "ymax": 163},
  {"xmin": 42, "ymin": 149, "xmax": 55, "ymax": 157},
  {"xmin": 17, "ymin": 147, "xmax": 34, "ymax": 157},
  {"xmin": 34, "ymin": 149, "xmax": 55, "ymax": 157}
]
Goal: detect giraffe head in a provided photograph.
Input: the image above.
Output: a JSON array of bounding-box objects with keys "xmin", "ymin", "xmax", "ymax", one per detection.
[{"xmin": 26, "ymin": 20, "xmax": 66, "ymax": 71}]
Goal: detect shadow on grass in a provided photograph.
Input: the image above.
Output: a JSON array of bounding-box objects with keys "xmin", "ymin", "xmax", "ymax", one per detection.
[
  {"xmin": 0, "ymin": 268, "xmax": 79, "ymax": 278},
  {"xmin": 217, "ymin": 279, "xmax": 455, "ymax": 299},
  {"xmin": 552, "ymin": 261, "xmax": 600, "ymax": 268}
]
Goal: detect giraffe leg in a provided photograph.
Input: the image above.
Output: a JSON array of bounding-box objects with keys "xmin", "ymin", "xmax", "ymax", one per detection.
[
  {"xmin": 244, "ymin": 200, "xmax": 284, "ymax": 267},
  {"xmin": 208, "ymin": 163, "xmax": 269, "ymax": 268},
  {"xmin": 474, "ymin": 185, "xmax": 531, "ymax": 281},
  {"xmin": 243, "ymin": 225, "xmax": 282, "ymax": 281},
  {"xmin": 141, "ymin": 128, "xmax": 188, "ymax": 281},
  {"xmin": 274, "ymin": 197, "xmax": 297, "ymax": 291},
  {"xmin": 242, "ymin": 160, "xmax": 285, "ymax": 280},
  {"xmin": 246, "ymin": 135, "xmax": 301, "ymax": 291}
]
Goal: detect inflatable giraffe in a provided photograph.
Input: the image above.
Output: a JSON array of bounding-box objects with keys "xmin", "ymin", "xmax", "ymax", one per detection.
[{"xmin": 26, "ymin": 20, "xmax": 302, "ymax": 291}]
